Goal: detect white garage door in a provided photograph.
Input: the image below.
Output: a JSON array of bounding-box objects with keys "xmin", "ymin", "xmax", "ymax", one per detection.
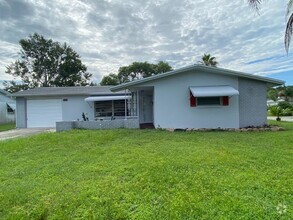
[{"xmin": 27, "ymin": 99, "xmax": 62, "ymax": 128}]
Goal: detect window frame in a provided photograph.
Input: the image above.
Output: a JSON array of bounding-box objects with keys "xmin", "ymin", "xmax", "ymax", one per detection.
[
  {"xmin": 94, "ymin": 100, "xmax": 129, "ymax": 119},
  {"xmin": 196, "ymin": 96, "xmax": 222, "ymax": 106},
  {"xmin": 190, "ymin": 92, "xmax": 230, "ymax": 107}
]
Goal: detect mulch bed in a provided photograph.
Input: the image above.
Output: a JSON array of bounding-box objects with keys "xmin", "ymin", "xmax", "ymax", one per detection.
[{"xmin": 165, "ymin": 125, "xmax": 285, "ymax": 132}]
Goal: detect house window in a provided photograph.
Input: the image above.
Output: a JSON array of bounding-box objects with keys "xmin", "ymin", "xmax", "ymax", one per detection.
[
  {"xmin": 197, "ymin": 97, "xmax": 221, "ymax": 106},
  {"xmin": 7, "ymin": 104, "xmax": 14, "ymax": 114},
  {"xmin": 95, "ymin": 100, "xmax": 128, "ymax": 118},
  {"xmin": 190, "ymin": 94, "xmax": 229, "ymax": 107},
  {"xmin": 113, "ymin": 100, "xmax": 127, "ymax": 116},
  {"xmin": 95, "ymin": 101, "xmax": 113, "ymax": 117}
]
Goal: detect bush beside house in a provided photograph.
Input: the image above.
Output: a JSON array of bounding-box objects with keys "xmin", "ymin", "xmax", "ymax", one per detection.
[{"xmin": 268, "ymin": 101, "xmax": 293, "ymax": 116}]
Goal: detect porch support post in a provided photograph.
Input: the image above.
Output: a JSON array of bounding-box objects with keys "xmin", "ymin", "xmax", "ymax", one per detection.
[
  {"xmin": 137, "ymin": 90, "xmax": 139, "ymax": 119},
  {"xmin": 124, "ymin": 89, "xmax": 127, "ymax": 120}
]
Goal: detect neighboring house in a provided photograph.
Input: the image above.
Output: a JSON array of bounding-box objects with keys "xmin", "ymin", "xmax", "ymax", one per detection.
[
  {"xmin": 267, "ymin": 98, "xmax": 286, "ymax": 107},
  {"xmin": 0, "ymin": 89, "xmax": 16, "ymax": 124},
  {"xmin": 13, "ymin": 65, "xmax": 284, "ymax": 129},
  {"xmin": 111, "ymin": 65, "xmax": 284, "ymax": 129},
  {"xmin": 13, "ymin": 86, "xmax": 131, "ymax": 128}
]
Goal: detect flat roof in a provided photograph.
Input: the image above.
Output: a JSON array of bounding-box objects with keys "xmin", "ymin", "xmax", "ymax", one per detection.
[{"xmin": 13, "ymin": 86, "xmax": 127, "ymax": 97}]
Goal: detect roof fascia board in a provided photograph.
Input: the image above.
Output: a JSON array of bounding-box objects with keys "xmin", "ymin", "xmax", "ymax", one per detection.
[{"xmin": 111, "ymin": 65, "xmax": 285, "ymax": 91}]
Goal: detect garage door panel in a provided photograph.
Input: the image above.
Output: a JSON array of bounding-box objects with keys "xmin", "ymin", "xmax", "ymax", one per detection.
[{"xmin": 27, "ymin": 99, "xmax": 62, "ymax": 128}]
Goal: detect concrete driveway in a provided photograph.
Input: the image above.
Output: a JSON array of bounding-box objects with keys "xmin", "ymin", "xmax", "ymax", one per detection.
[{"xmin": 0, "ymin": 128, "xmax": 55, "ymax": 141}]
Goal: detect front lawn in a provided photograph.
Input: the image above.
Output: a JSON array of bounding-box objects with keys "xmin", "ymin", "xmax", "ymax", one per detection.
[
  {"xmin": 0, "ymin": 123, "xmax": 15, "ymax": 132},
  {"xmin": 0, "ymin": 121, "xmax": 292, "ymax": 219}
]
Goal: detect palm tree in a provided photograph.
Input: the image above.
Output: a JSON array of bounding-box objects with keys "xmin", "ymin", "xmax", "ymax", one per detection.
[
  {"xmin": 199, "ymin": 54, "xmax": 218, "ymax": 67},
  {"xmin": 248, "ymin": 0, "xmax": 293, "ymax": 53}
]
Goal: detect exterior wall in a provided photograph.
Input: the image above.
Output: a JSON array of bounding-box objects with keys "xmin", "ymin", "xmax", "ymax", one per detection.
[
  {"xmin": 0, "ymin": 103, "xmax": 10, "ymax": 124},
  {"xmin": 4, "ymin": 106, "xmax": 15, "ymax": 123},
  {"xmin": 56, "ymin": 118, "xmax": 139, "ymax": 132},
  {"xmin": 239, "ymin": 78, "xmax": 267, "ymax": 127},
  {"xmin": 139, "ymin": 70, "xmax": 240, "ymax": 129},
  {"xmin": 16, "ymin": 96, "xmax": 94, "ymax": 128},
  {"xmin": 61, "ymin": 96, "xmax": 94, "ymax": 121},
  {"xmin": 0, "ymin": 93, "xmax": 16, "ymax": 124},
  {"xmin": 16, "ymin": 97, "xmax": 26, "ymax": 128}
]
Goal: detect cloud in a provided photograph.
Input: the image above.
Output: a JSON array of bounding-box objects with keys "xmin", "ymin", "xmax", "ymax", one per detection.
[{"xmin": 0, "ymin": 0, "xmax": 291, "ymax": 84}]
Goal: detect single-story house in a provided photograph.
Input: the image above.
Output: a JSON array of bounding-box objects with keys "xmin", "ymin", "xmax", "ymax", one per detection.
[
  {"xmin": 110, "ymin": 65, "xmax": 284, "ymax": 129},
  {"xmin": 0, "ymin": 89, "xmax": 16, "ymax": 124},
  {"xmin": 13, "ymin": 65, "xmax": 284, "ymax": 129},
  {"xmin": 13, "ymin": 86, "xmax": 133, "ymax": 128}
]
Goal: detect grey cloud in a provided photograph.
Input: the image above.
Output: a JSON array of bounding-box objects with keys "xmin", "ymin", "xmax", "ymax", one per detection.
[
  {"xmin": 0, "ymin": 0, "xmax": 35, "ymax": 20},
  {"xmin": 0, "ymin": 0, "xmax": 291, "ymax": 84}
]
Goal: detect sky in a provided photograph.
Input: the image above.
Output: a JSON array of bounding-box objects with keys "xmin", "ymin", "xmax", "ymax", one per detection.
[{"xmin": 0, "ymin": 0, "xmax": 292, "ymax": 85}]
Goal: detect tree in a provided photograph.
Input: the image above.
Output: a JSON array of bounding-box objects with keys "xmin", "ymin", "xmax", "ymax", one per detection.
[
  {"xmin": 2, "ymin": 81, "xmax": 29, "ymax": 94},
  {"xmin": 248, "ymin": 0, "xmax": 293, "ymax": 53},
  {"xmin": 155, "ymin": 61, "xmax": 173, "ymax": 73},
  {"xmin": 4, "ymin": 33, "xmax": 92, "ymax": 92},
  {"xmin": 267, "ymin": 88, "xmax": 278, "ymax": 101},
  {"xmin": 267, "ymin": 86, "xmax": 293, "ymax": 102},
  {"xmin": 199, "ymin": 54, "xmax": 218, "ymax": 67},
  {"xmin": 100, "ymin": 61, "xmax": 173, "ymax": 85},
  {"xmin": 119, "ymin": 62, "xmax": 156, "ymax": 81},
  {"xmin": 100, "ymin": 74, "xmax": 119, "ymax": 86}
]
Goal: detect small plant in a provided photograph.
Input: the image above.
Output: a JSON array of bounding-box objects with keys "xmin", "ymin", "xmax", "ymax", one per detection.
[
  {"xmin": 268, "ymin": 106, "xmax": 282, "ymax": 116},
  {"xmin": 82, "ymin": 112, "xmax": 89, "ymax": 121},
  {"xmin": 268, "ymin": 102, "xmax": 293, "ymax": 117}
]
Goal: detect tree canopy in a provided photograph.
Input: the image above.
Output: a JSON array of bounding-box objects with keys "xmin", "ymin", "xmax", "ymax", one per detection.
[
  {"xmin": 4, "ymin": 33, "xmax": 93, "ymax": 93},
  {"xmin": 100, "ymin": 61, "xmax": 173, "ymax": 86},
  {"xmin": 267, "ymin": 86, "xmax": 293, "ymax": 102},
  {"xmin": 199, "ymin": 54, "xmax": 218, "ymax": 67}
]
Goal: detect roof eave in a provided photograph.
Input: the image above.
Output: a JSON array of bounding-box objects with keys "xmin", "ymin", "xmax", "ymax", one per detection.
[
  {"xmin": 110, "ymin": 65, "xmax": 285, "ymax": 91},
  {"xmin": 110, "ymin": 65, "xmax": 198, "ymax": 92}
]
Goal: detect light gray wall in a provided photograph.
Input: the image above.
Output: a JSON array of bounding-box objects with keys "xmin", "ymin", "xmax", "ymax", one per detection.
[
  {"xmin": 16, "ymin": 97, "xmax": 26, "ymax": 128},
  {"xmin": 239, "ymin": 78, "xmax": 267, "ymax": 127},
  {"xmin": 56, "ymin": 118, "xmax": 139, "ymax": 132},
  {"xmin": 61, "ymin": 96, "xmax": 94, "ymax": 121},
  {"xmin": 139, "ymin": 70, "xmax": 240, "ymax": 129},
  {"xmin": 0, "ymin": 103, "xmax": 9, "ymax": 124},
  {"xmin": 16, "ymin": 96, "xmax": 94, "ymax": 128},
  {"xmin": 0, "ymin": 93, "xmax": 16, "ymax": 124},
  {"xmin": 0, "ymin": 93, "xmax": 14, "ymax": 103}
]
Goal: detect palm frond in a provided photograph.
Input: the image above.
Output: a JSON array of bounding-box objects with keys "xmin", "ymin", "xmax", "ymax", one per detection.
[
  {"xmin": 285, "ymin": 13, "xmax": 293, "ymax": 54},
  {"xmin": 248, "ymin": 0, "xmax": 263, "ymax": 11},
  {"xmin": 286, "ymin": 0, "xmax": 293, "ymax": 19}
]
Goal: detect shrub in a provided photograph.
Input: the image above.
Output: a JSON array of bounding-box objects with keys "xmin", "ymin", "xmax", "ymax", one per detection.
[
  {"xmin": 278, "ymin": 101, "xmax": 293, "ymax": 111},
  {"xmin": 268, "ymin": 104, "xmax": 293, "ymax": 116},
  {"xmin": 282, "ymin": 108, "xmax": 293, "ymax": 116},
  {"xmin": 268, "ymin": 106, "xmax": 282, "ymax": 116}
]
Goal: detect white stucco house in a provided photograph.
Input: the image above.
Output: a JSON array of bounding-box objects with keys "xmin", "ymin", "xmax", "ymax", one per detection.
[
  {"xmin": 13, "ymin": 86, "xmax": 132, "ymax": 128},
  {"xmin": 110, "ymin": 65, "xmax": 284, "ymax": 129},
  {"xmin": 13, "ymin": 65, "xmax": 284, "ymax": 130},
  {"xmin": 0, "ymin": 89, "xmax": 16, "ymax": 124}
]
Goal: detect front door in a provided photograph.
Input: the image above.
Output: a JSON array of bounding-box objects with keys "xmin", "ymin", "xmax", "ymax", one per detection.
[{"xmin": 140, "ymin": 91, "xmax": 153, "ymax": 124}]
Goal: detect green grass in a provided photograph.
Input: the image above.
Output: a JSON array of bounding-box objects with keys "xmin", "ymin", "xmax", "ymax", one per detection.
[
  {"xmin": 0, "ymin": 121, "xmax": 292, "ymax": 219},
  {"xmin": 0, "ymin": 123, "xmax": 15, "ymax": 132}
]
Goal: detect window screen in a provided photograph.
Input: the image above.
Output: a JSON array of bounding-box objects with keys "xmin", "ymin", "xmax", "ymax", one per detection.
[
  {"xmin": 95, "ymin": 100, "xmax": 128, "ymax": 118},
  {"xmin": 95, "ymin": 101, "xmax": 112, "ymax": 117},
  {"xmin": 197, "ymin": 97, "xmax": 221, "ymax": 106}
]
